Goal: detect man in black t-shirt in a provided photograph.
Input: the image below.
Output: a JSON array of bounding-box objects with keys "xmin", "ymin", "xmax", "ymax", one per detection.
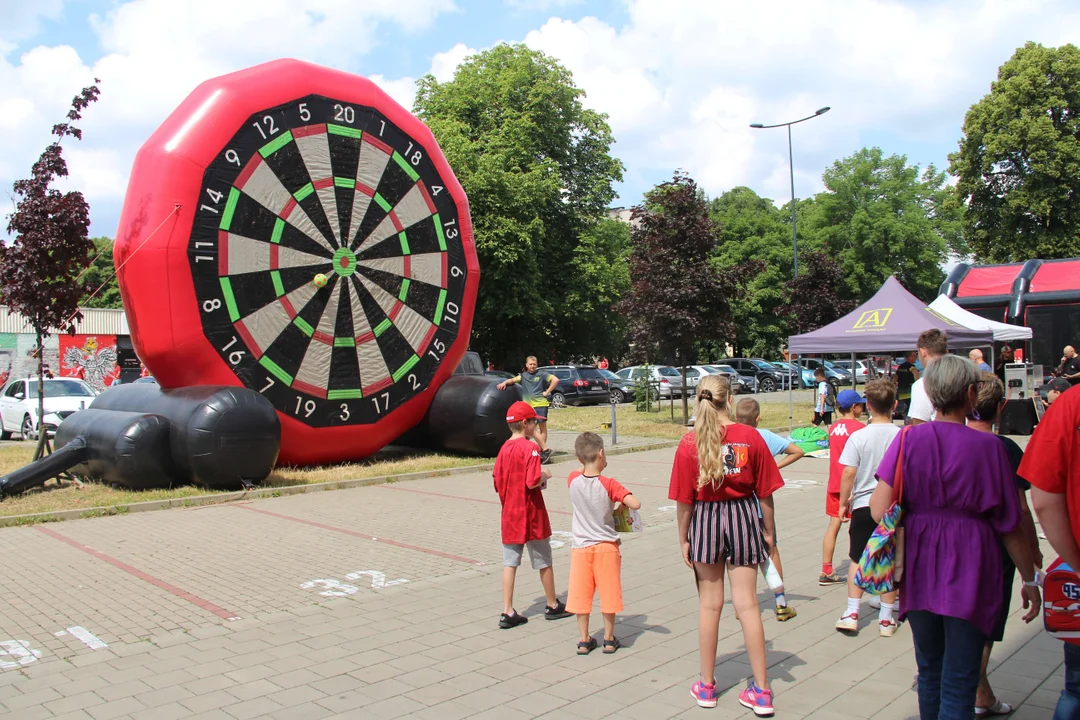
[
  {"xmin": 1058, "ymin": 346, "xmax": 1080, "ymax": 387},
  {"xmin": 893, "ymin": 351, "xmax": 919, "ymax": 417}
]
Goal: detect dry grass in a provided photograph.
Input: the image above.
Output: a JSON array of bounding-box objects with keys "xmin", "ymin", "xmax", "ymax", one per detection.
[
  {"xmin": 0, "ymin": 442, "xmax": 490, "ymax": 519},
  {"xmin": 547, "ymin": 398, "xmax": 814, "ymax": 439}
]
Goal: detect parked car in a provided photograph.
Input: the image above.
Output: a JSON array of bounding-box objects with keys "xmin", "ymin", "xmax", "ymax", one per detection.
[
  {"xmin": 134, "ymin": 376, "xmax": 158, "ymax": 384},
  {"xmin": 598, "ymin": 369, "xmax": 636, "ymax": 404},
  {"xmin": 793, "ymin": 358, "xmax": 849, "ymax": 389},
  {"xmin": 485, "ymin": 369, "xmax": 514, "ymax": 380},
  {"xmin": 771, "ymin": 361, "xmax": 815, "ymax": 389},
  {"xmin": 614, "ymin": 365, "xmax": 685, "ymax": 399},
  {"xmin": 454, "ymin": 351, "xmax": 485, "ymax": 376},
  {"xmin": 723, "ymin": 358, "xmax": 791, "ymax": 393},
  {"xmin": 538, "ymin": 365, "xmax": 611, "ymax": 407},
  {"xmin": 679, "ymin": 365, "xmax": 753, "ymax": 395},
  {"xmin": 0, "ymin": 377, "xmax": 97, "ymax": 440},
  {"xmin": 707, "ymin": 364, "xmax": 756, "ymax": 394},
  {"xmin": 832, "ymin": 359, "xmax": 871, "ymax": 384}
]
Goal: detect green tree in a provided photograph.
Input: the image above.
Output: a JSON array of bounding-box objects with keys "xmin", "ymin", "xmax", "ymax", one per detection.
[
  {"xmin": 950, "ymin": 42, "xmax": 1080, "ymax": 261},
  {"xmin": 709, "ymin": 187, "xmax": 792, "ymax": 357},
  {"xmin": 805, "ymin": 147, "xmax": 955, "ymax": 302},
  {"xmin": 414, "ymin": 44, "xmax": 625, "ymax": 368},
  {"xmin": 79, "ymin": 236, "xmax": 122, "ymax": 309}
]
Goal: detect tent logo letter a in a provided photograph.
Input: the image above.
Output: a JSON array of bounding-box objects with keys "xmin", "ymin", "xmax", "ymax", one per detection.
[{"xmin": 853, "ymin": 308, "xmax": 892, "ymax": 330}]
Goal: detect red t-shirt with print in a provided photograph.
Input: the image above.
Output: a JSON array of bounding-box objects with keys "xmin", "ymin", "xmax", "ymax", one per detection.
[
  {"xmin": 668, "ymin": 423, "xmax": 784, "ymax": 503},
  {"xmin": 493, "ymin": 437, "xmax": 552, "ymax": 544},
  {"xmin": 828, "ymin": 419, "xmax": 865, "ymax": 493},
  {"xmin": 1020, "ymin": 386, "xmax": 1080, "ymax": 546}
]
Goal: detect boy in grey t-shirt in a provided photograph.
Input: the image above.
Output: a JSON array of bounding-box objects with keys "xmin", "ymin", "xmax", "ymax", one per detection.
[{"xmin": 835, "ymin": 379, "xmax": 902, "ymax": 637}]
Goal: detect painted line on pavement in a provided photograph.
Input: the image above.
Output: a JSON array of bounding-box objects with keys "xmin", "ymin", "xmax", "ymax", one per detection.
[
  {"xmin": 234, "ymin": 505, "xmax": 485, "ymax": 565},
  {"xmin": 35, "ymin": 526, "xmax": 241, "ymax": 621},
  {"xmin": 376, "ymin": 484, "xmax": 573, "ymax": 516}
]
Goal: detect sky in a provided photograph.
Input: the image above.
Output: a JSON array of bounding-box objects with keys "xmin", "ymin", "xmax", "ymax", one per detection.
[{"xmin": 1, "ymin": 0, "xmax": 1078, "ymax": 239}]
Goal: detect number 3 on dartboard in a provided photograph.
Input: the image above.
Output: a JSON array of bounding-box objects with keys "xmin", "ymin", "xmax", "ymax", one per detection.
[{"xmin": 339, "ymin": 403, "xmax": 350, "ymax": 421}]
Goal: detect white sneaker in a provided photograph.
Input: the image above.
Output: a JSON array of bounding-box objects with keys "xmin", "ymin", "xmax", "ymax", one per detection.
[
  {"xmin": 835, "ymin": 613, "xmax": 859, "ymax": 633},
  {"xmin": 867, "ymin": 596, "xmax": 881, "ymax": 609},
  {"xmin": 879, "ymin": 619, "xmax": 899, "ymax": 637}
]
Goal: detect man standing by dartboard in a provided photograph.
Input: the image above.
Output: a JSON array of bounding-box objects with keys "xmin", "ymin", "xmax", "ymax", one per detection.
[{"xmin": 498, "ymin": 356, "xmax": 559, "ymax": 464}]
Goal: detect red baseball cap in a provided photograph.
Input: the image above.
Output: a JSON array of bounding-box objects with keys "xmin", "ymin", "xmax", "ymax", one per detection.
[{"xmin": 506, "ymin": 401, "xmax": 538, "ymax": 423}]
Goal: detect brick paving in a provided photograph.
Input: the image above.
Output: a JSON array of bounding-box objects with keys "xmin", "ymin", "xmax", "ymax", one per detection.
[{"xmin": 0, "ymin": 436, "xmax": 1068, "ymax": 719}]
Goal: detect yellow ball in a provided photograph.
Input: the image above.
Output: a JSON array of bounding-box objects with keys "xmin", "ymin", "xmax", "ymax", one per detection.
[{"xmin": 313, "ymin": 273, "xmax": 328, "ymax": 288}]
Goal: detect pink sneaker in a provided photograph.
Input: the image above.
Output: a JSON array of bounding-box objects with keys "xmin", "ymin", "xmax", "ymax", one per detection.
[
  {"xmin": 691, "ymin": 679, "xmax": 718, "ymax": 708},
  {"xmin": 738, "ymin": 681, "xmax": 774, "ymax": 716}
]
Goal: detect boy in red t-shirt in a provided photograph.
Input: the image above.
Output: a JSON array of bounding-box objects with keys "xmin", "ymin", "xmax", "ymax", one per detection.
[
  {"xmin": 493, "ymin": 401, "xmax": 573, "ymax": 629},
  {"xmin": 819, "ymin": 389, "xmax": 865, "ymax": 585}
]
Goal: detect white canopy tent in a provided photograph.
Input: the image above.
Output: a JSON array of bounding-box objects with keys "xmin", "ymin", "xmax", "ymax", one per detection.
[{"xmin": 927, "ymin": 295, "xmax": 1032, "ymax": 342}]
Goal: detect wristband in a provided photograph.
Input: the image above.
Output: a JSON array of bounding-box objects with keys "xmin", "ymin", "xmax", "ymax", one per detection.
[{"xmin": 1023, "ymin": 579, "xmax": 1040, "ymax": 588}]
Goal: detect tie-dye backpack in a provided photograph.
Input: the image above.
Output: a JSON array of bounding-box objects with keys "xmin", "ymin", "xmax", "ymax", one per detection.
[{"xmin": 853, "ymin": 428, "xmax": 909, "ymax": 595}]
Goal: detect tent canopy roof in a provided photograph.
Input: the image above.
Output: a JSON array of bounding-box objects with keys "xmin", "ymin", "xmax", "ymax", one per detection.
[
  {"xmin": 788, "ymin": 276, "xmax": 994, "ymax": 354},
  {"xmin": 927, "ymin": 295, "xmax": 1032, "ymax": 342}
]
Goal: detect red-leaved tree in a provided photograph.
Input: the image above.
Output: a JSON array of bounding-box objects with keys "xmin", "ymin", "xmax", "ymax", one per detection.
[
  {"xmin": 619, "ymin": 172, "xmax": 760, "ymax": 421},
  {"xmin": 0, "ymin": 80, "xmax": 100, "ymax": 458}
]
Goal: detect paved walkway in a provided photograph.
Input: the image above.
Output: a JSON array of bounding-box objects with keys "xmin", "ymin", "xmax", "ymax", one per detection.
[{"xmin": 0, "ymin": 441, "xmax": 1066, "ymax": 719}]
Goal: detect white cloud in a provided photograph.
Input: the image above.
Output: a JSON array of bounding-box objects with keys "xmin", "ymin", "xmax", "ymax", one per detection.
[
  {"xmin": 504, "ymin": 0, "xmax": 583, "ymax": 10},
  {"xmin": 368, "ymin": 74, "xmax": 421, "ymax": 112},
  {"xmin": 431, "ymin": 42, "xmax": 477, "ymax": 83},
  {"xmin": 523, "ymin": 0, "xmax": 1080, "ymax": 205},
  {"xmin": 0, "ymin": 0, "xmax": 458, "ymax": 236}
]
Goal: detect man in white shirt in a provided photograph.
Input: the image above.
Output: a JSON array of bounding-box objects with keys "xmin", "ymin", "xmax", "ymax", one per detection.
[{"xmin": 907, "ymin": 329, "xmax": 947, "ymax": 425}]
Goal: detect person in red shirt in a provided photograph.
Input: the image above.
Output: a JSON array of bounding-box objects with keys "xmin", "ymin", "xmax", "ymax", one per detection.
[
  {"xmin": 493, "ymin": 401, "xmax": 572, "ymax": 629},
  {"xmin": 669, "ymin": 374, "xmax": 783, "ymax": 715},
  {"xmin": 1025, "ymin": 385, "xmax": 1080, "ymax": 718},
  {"xmin": 820, "ymin": 389, "xmax": 865, "ymax": 585}
]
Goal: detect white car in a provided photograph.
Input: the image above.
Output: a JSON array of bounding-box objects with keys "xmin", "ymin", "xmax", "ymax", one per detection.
[
  {"xmin": 0, "ymin": 377, "xmax": 97, "ymax": 441},
  {"xmin": 615, "ymin": 365, "xmax": 686, "ymax": 398}
]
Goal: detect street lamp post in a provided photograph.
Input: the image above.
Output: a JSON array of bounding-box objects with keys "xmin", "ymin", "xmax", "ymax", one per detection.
[{"xmin": 750, "ymin": 106, "xmax": 830, "ymax": 278}]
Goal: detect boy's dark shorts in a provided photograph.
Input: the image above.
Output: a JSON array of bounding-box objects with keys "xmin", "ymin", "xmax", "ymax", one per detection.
[
  {"xmin": 812, "ymin": 411, "xmax": 833, "ymax": 426},
  {"xmin": 848, "ymin": 507, "xmax": 878, "ymax": 563},
  {"xmin": 534, "ymin": 405, "xmax": 548, "ymax": 422}
]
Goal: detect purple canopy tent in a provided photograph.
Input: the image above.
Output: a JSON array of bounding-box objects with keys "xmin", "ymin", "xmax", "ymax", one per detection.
[{"xmin": 783, "ymin": 276, "xmax": 994, "ymax": 430}]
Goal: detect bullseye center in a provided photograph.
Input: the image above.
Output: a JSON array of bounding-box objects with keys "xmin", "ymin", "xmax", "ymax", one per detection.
[{"xmin": 332, "ymin": 247, "xmax": 357, "ymax": 277}]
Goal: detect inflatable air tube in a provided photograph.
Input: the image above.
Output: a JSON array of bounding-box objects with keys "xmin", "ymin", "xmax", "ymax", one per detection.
[
  {"xmin": 0, "ymin": 437, "xmax": 88, "ymax": 497},
  {"xmin": 90, "ymin": 384, "xmax": 280, "ymax": 489},
  {"xmin": 54, "ymin": 409, "xmax": 178, "ymax": 489},
  {"xmin": 419, "ymin": 376, "xmax": 520, "ymax": 456}
]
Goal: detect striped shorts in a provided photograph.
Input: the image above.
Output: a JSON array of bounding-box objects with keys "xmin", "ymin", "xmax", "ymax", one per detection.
[{"xmin": 689, "ymin": 497, "xmax": 768, "ymax": 566}]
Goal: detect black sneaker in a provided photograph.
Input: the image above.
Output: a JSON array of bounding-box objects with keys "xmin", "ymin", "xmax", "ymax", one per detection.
[
  {"xmin": 540, "ymin": 449, "xmax": 555, "ymax": 465},
  {"xmin": 499, "ymin": 611, "xmax": 529, "ymax": 629},
  {"xmin": 545, "ymin": 600, "xmax": 572, "ymax": 620}
]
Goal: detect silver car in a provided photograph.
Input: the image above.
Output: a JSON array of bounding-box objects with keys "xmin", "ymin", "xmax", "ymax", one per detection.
[{"xmin": 615, "ymin": 365, "xmax": 685, "ymax": 398}]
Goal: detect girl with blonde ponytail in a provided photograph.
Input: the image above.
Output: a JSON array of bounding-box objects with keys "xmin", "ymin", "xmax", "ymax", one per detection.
[{"xmin": 669, "ymin": 373, "xmax": 784, "ymax": 714}]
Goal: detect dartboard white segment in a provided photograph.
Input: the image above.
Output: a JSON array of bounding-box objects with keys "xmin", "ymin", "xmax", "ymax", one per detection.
[
  {"xmin": 292, "ymin": 283, "xmax": 341, "ymax": 398},
  {"xmin": 235, "ymin": 155, "xmax": 335, "ymax": 253},
  {"xmin": 359, "ymin": 253, "xmax": 445, "ymax": 287},
  {"xmin": 395, "ymin": 303, "xmax": 435, "ymax": 354},
  {"xmin": 359, "ymin": 275, "xmax": 399, "ymax": 318},
  {"xmin": 293, "ymin": 125, "xmax": 341, "ymax": 243},
  {"xmin": 236, "ymin": 281, "xmax": 319, "ymax": 356},
  {"xmin": 347, "ymin": 277, "xmax": 392, "ymax": 392},
  {"xmin": 356, "ymin": 214, "xmax": 400, "ymax": 254},
  {"xmin": 392, "ymin": 184, "xmax": 437, "ymax": 230},
  {"xmin": 218, "ymin": 232, "xmax": 329, "ymax": 275}
]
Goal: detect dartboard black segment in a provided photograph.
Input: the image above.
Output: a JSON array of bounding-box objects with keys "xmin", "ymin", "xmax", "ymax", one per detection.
[{"xmin": 188, "ymin": 94, "xmax": 470, "ymax": 429}]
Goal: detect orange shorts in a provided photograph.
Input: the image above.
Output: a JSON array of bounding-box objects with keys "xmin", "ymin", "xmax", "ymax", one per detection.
[{"xmin": 566, "ymin": 542, "xmax": 623, "ymax": 614}]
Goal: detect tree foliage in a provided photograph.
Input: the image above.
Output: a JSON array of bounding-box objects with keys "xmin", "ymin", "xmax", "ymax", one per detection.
[
  {"xmin": 0, "ymin": 80, "xmax": 100, "ymax": 455},
  {"xmin": 620, "ymin": 173, "xmax": 756, "ymax": 367},
  {"xmin": 950, "ymin": 42, "xmax": 1080, "ymax": 262},
  {"xmin": 709, "ymin": 187, "xmax": 793, "ymax": 357},
  {"xmin": 414, "ymin": 44, "xmax": 625, "ymax": 368},
  {"xmin": 803, "ymin": 147, "xmax": 954, "ymax": 302},
  {"xmin": 782, "ymin": 251, "xmax": 858, "ymax": 334},
  {"xmin": 79, "ymin": 237, "xmax": 123, "ymax": 309}
]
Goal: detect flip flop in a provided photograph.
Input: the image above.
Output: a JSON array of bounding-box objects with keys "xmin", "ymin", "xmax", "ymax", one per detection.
[{"xmin": 974, "ymin": 700, "xmax": 1014, "ymax": 716}]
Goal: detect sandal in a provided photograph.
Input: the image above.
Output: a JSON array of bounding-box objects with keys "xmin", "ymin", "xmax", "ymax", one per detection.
[
  {"xmin": 603, "ymin": 637, "xmax": 621, "ymax": 654},
  {"xmin": 974, "ymin": 700, "xmax": 1014, "ymax": 716},
  {"xmin": 577, "ymin": 638, "xmax": 597, "ymax": 655}
]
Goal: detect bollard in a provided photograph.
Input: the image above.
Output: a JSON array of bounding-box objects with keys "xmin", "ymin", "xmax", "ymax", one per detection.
[{"xmin": 611, "ymin": 395, "xmax": 618, "ymax": 446}]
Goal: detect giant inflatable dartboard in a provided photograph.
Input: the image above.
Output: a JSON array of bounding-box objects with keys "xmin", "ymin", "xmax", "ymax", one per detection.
[{"xmin": 114, "ymin": 60, "xmax": 479, "ymax": 466}]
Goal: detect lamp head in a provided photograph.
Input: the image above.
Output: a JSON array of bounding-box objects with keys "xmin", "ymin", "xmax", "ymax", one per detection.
[
  {"xmin": 749, "ymin": 123, "xmax": 764, "ymax": 128},
  {"xmin": 815, "ymin": 106, "xmax": 831, "ymax": 115}
]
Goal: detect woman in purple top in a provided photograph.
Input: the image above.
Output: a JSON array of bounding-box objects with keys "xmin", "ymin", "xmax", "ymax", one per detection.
[{"xmin": 870, "ymin": 355, "xmax": 1041, "ymax": 720}]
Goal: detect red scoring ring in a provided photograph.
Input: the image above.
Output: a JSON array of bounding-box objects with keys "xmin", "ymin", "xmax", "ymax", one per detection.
[{"xmin": 114, "ymin": 59, "xmax": 479, "ymax": 466}]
